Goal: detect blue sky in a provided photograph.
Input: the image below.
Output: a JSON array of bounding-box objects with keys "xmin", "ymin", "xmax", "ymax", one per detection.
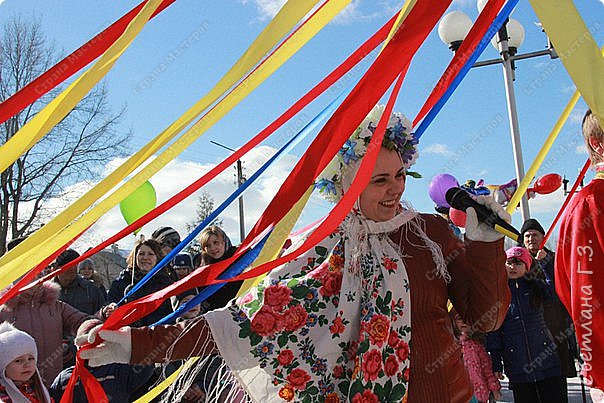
[{"xmin": 0, "ymin": 0, "xmax": 602, "ymax": 250}]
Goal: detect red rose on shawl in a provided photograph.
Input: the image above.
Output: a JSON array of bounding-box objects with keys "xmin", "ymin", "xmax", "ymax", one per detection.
[
  {"xmin": 362, "ymin": 349, "xmax": 382, "ymax": 382},
  {"xmin": 286, "ymin": 368, "xmax": 311, "ymax": 391},
  {"xmin": 325, "ymin": 392, "xmax": 341, "ymax": 403},
  {"xmin": 382, "ymin": 256, "xmax": 398, "ymax": 273},
  {"xmin": 388, "ymin": 330, "xmax": 400, "ymax": 348},
  {"xmin": 283, "ymin": 304, "xmax": 308, "ymax": 332},
  {"xmin": 367, "ymin": 314, "xmax": 390, "ymax": 347},
  {"xmin": 404, "ymin": 367, "xmax": 410, "ymax": 381},
  {"xmin": 277, "ymin": 349, "xmax": 294, "ymax": 366},
  {"xmin": 332, "ymin": 365, "xmax": 344, "ymax": 379},
  {"xmin": 396, "ymin": 340, "xmax": 410, "ymax": 362},
  {"xmin": 329, "ymin": 254, "xmax": 344, "ymax": 272},
  {"xmin": 384, "ymin": 355, "xmax": 399, "ymax": 377},
  {"xmin": 310, "ymin": 261, "xmax": 329, "ymax": 280},
  {"xmin": 329, "ymin": 316, "xmax": 346, "ymax": 336},
  {"xmin": 279, "ymin": 384, "xmax": 295, "ymax": 401},
  {"xmin": 320, "ymin": 271, "xmax": 342, "ymax": 297},
  {"xmin": 251, "ymin": 305, "xmax": 283, "ymax": 337},
  {"xmin": 352, "ymin": 389, "xmax": 379, "ymax": 403},
  {"xmin": 264, "ymin": 284, "xmax": 292, "ymax": 311}
]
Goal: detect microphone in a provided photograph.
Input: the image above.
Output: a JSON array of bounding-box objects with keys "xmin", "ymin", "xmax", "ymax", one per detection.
[{"xmin": 445, "ymin": 187, "xmax": 521, "ymax": 242}]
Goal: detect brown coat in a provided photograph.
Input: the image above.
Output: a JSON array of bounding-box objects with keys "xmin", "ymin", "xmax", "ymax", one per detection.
[
  {"xmin": 0, "ymin": 282, "xmax": 90, "ymax": 386},
  {"xmin": 130, "ymin": 214, "xmax": 509, "ymax": 402},
  {"xmin": 390, "ymin": 214, "xmax": 509, "ymax": 402}
]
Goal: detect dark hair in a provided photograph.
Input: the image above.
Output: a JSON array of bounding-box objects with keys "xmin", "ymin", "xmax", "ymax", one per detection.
[{"xmin": 126, "ymin": 238, "xmax": 164, "ymax": 270}]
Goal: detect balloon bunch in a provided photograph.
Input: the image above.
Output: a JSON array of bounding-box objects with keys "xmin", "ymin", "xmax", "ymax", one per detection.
[{"xmin": 428, "ymin": 173, "xmax": 563, "ymax": 228}]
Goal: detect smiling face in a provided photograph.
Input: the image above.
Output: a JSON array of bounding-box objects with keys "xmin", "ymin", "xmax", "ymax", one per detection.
[
  {"xmin": 506, "ymin": 258, "xmax": 528, "ymax": 279},
  {"xmin": 204, "ymin": 235, "xmax": 226, "ymax": 260},
  {"xmin": 358, "ymin": 147, "xmax": 406, "ymax": 222},
  {"xmin": 5, "ymin": 354, "xmax": 36, "ymax": 384},
  {"xmin": 136, "ymin": 245, "xmax": 158, "ymax": 273}
]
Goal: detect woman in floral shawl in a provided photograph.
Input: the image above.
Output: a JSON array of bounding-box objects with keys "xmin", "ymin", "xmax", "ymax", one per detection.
[{"xmin": 80, "ymin": 106, "xmax": 510, "ymax": 402}]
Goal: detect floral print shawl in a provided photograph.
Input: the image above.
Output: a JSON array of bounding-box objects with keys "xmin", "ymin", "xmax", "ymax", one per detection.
[{"xmin": 205, "ymin": 209, "xmax": 416, "ymax": 402}]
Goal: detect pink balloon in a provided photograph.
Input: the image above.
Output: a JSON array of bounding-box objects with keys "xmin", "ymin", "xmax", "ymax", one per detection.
[
  {"xmin": 449, "ymin": 208, "xmax": 467, "ymax": 228},
  {"xmin": 428, "ymin": 174, "xmax": 459, "ymax": 208}
]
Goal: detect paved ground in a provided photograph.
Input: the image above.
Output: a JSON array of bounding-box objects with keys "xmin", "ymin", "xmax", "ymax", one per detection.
[{"xmin": 497, "ymin": 376, "xmax": 593, "ymax": 402}]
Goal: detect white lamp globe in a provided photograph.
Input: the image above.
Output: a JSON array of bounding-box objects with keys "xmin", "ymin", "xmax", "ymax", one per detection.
[
  {"xmin": 490, "ymin": 18, "xmax": 525, "ymax": 54},
  {"xmin": 438, "ymin": 11, "xmax": 473, "ymax": 50}
]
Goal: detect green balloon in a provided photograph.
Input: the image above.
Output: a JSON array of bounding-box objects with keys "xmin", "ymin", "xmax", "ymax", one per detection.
[{"xmin": 119, "ymin": 181, "xmax": 157, "ymax": 234}]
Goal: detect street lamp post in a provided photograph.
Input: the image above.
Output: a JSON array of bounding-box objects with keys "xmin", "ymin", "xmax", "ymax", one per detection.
[
  {"xmin": 437, "ymin": 3, "xmax": 557, "ymax": 222},
  {"xmin": 210, "ymin": 141, "xmax": 246, "ymax": 243}
]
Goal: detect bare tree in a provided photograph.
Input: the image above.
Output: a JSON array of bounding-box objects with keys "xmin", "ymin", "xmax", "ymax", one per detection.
[{"xmin": 0, "ymin": 17, "xmax": 130, "ymax": 255}]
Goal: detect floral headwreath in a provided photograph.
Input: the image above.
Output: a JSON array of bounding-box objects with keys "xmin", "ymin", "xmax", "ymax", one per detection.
[{"xmin": 315, "ymin": 105, "xmax": 420, "ymax": 203}]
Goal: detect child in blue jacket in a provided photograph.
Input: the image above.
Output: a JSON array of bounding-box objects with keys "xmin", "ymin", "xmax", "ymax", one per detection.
[{"xmin": 487, "ymin": 246, "xmax": 567, "ymax": 402}]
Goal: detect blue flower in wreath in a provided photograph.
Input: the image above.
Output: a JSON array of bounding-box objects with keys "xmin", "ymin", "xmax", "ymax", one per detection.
[
  {"xmin": 314, "ymin": 178, "xmax": 337, "ymax": 196},
  {"xmin": 339, "ymin": 139, "xmax": 358, "ymax": 164},
  {"xmin": 255, "ymin": 341, "xmax": 274, "ymax": 358}
]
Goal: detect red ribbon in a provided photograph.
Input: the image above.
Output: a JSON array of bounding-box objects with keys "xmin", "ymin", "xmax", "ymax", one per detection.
[
  {"xmin": 541, "ymin": 159, "xmax": 591, "ymax": 248},
  {"xmin": 100, "ymin": 0, "xmax": 450, "ymax": 341},
  {"xmin": 72, "ymin": 1, "xmax": 451, "ymax": 399},
  {"xmin": 413, "ymin": 0, "xmax": 506, "ymax": 126},
  {"xmin": 0, "ymin": 0, "xmax": 175, "ymax": 125},
  {"xmin": 5, "ymin": 9, "xmax": 398, "ymax": 309}
]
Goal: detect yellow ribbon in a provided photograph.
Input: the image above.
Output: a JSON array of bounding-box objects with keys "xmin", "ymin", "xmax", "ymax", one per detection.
[
  {"xmin": 0, "ymin": 0, "xmax": 350, "ymax": 289},
  {"xmin": 133, "ymin": 357, "xmax": 200, "ymax": 403},
  {"xmin": 529, "ymin": 0, "xmax": 604, "ymax": 127},
  {"xmin": 505, "ymin": 90, "xmax": 581, "ymax": 214},
  {"xmin": 0, "ymin": 0, "xmax": 319, "ymax": 278},
  {"xmin": 0, "ymin": 0, "xmax": 163, "ymax": 173},
  {"xmin": 238, "ymin": 0, "xmax": 419, "ymax": 296}
]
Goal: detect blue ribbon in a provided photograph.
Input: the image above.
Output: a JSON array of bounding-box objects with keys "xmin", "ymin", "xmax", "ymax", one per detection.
[
  {"xmin": 119, "ymin": 88, "xmax": 351, "ymax": 305},
  {"xmin": 153, "ymin": 230, "xmax": 271, "ymax": 325},
  {"xmin": 413, "ymin": 0, "xmax": 519, "ymax": 140}
]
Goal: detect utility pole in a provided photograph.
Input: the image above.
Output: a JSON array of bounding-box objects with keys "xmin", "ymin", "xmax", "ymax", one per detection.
[{"xmin": 210, "ymin": 141, "xmax": 246, "ymax": 242}]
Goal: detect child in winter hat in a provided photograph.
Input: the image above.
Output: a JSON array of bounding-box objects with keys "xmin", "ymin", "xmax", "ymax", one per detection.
[{"xmin": 0, "ymin": 322, "xmax": 51, "ymax": 403}]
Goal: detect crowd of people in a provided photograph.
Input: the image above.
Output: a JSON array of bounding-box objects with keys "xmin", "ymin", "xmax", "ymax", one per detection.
[{"xmin": 0, "ymin": 107, "xmax": 601, "ymax": 402}]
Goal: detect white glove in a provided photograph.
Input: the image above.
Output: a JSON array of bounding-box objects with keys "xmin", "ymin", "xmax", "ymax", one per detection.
[
  {"xmin": 464, "ymin": 195, "xmax": 511, "ymax": 242},
  {"xmin": 77, "ymin": 325, "xmax": 132, "ymax": 367}
]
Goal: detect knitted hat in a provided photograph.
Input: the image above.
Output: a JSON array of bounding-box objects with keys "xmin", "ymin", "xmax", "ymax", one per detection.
[
  {"xmin": 55, "ymin": 249, "xmax": 80, "ymax": 268},
  {"xmin": 77, "ymin": 258, "xmax": 95, "ymax": 271},
  {"xmin": 505, "ymin": 247, "xmax": 533, "ymax": 270},
  {"xmin": 0, "ymin": 322, "xmax": 50, "ymax": 403},
  {"xmin": 151, "ymin": 227, "xmax": 181, "ymax": 249},
  {"xmin": 172, "ymin": 253, "xmax": 193, "ymax": 269},
  {"xmin": 520, "ymin": 218, "xmax": 545, "ymax": 237}
]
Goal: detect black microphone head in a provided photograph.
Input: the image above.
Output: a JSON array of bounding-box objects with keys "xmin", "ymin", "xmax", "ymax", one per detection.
[{"xmin": 445, "ymin": 187, "xmax": 472, "ymax": 211}]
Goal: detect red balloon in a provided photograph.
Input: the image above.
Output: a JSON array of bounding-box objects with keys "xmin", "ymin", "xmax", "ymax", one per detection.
[
  {"xmin": 449, "ymin": 208, "xmax": 467, "ymax": 228},
  {"xmin": 532, "ymin": 173, "xmax": 562, "ymax": 195}
]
